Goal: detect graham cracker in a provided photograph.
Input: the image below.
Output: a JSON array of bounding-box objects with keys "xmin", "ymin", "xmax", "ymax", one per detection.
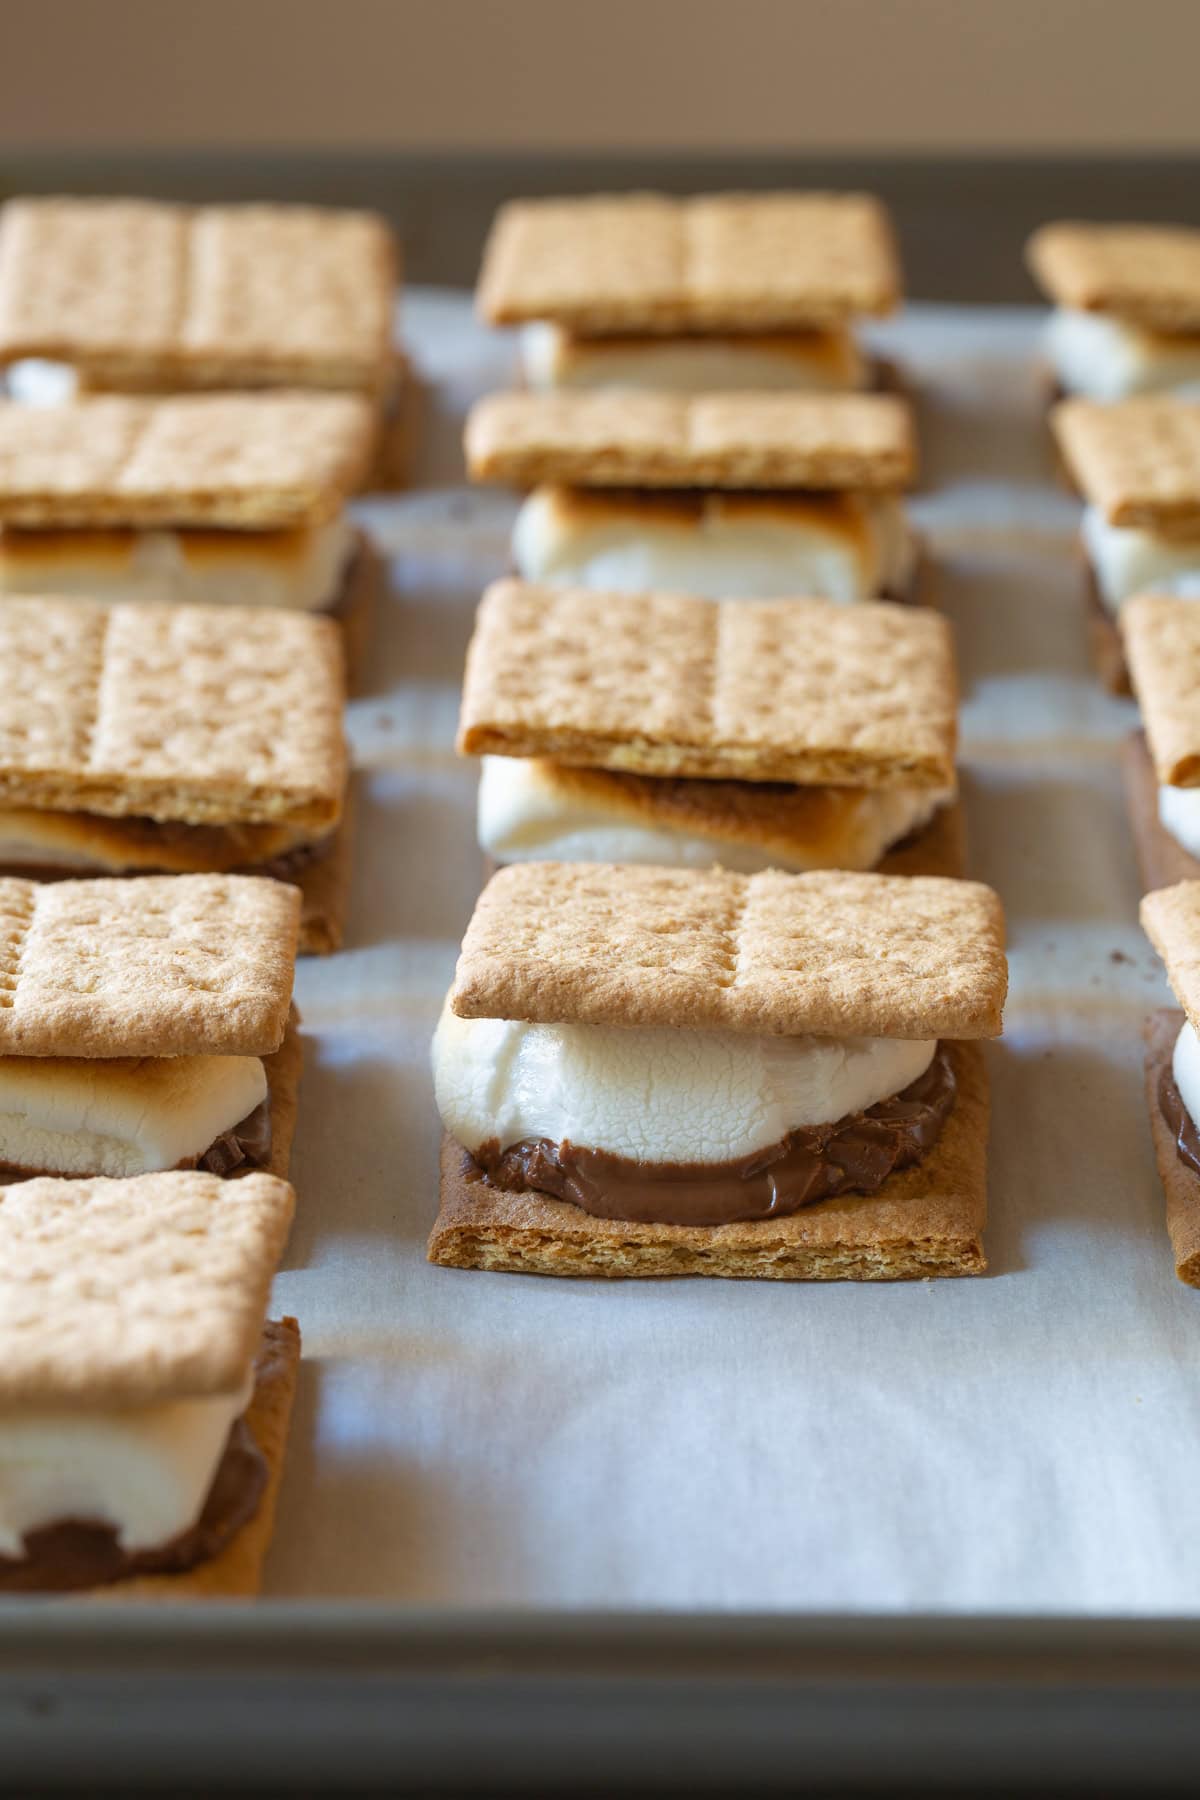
[
  {"xmin": 496, "ymin": 760, "xmax": 963, "ymax": 875},
  {"xmin": 1141, "ymin": 879, "xmax": 1200, "ymax": 1037},
  {"xmin": 1027, "ymin": 223, "xmax": 1200, "ymax": 331},
  {"xmin": 0, "ymin": 392, "xmax": 374, "ymax": 530},
  {"xmin": 451, "ymin": 863, "xmax": 1007, "ymax": 1039},
  {"xmin": 0, "ymin": 873, "xmax": 299, "ymax": 1057},
  {"xmin": 0, "ymin": 1171, "xmax": 294, "ymax": 1404},
  {"xmin": 91, "ymin": 1316, "xmax": 301, "ymax": 1602},
  {"xmin": 263, "ymin": 1010, "xmax": 303, "ymax": 1180},
  {"xmin": 1121, "ymin": 592, "xmax": 1200, "ymax": 784},
  {"xmin": 0, "ymin": 597, "xmax": 346, "ymax": 829},
  {"xmin": 459, "ymin": 582, "xmax": 956, "ymax": 787},
  {"xmin": 1120, "ymin": 731, "xmax": 1197, "ymax": 895},
  {"xmin": 0, "ymin": 199, "xmax": 397, "ymax": 390},
  {"xmin": 1084, "ymin": 560, "xmax": 1132, "ymax": 695},
  {"xmin": 429, "ymin": 1038, "xmax": 987, "ymax": 1281},
  {"xmin": 1143, "ymin": 1009, "xmax": 1200, "ymax": 1286},
  {"xmin": 1053, "ymin": 398, "xmax": 1200, "ymax": 530},
  {"xmin": 477, "ymin": 193, "xmax": 901, "ymax": 332},
  {"xmin": 465, "ymin": 391, "xmax": 915, "ymax": 491}
]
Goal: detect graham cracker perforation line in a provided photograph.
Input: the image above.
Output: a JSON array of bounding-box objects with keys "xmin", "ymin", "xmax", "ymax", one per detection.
[{"xmin": 0, "ymin": 886, "xmax": 35, "ymax": 1011}]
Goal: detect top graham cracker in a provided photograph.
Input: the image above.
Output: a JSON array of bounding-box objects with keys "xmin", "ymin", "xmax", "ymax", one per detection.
[
  {"xmin": 465, "ymin": 391, "xmax": 915, "ymax": 491},
  {"xmin": 0, "ymin": 873, "xmax": 299, "ymax": 1059},
  {"xmin": 1052, "ymin": 398, "xmax": 1200, "ymax": 530},
  {"xmin": 0, "ymin": 597, "xmax": 346, "ymax": 830},
  {"xmin": 1027, "ymin": 222, "xmax": 1200, "ymax": 331},
  {"xmin": 0, "ymin": 391, "xmax": 374, "ymax": 529},
  {"xmin": 458, "ymin": 580, "xmax": 957, "ymax": 789},
  {"xmin": 451, "ymin": 864, "xmax": 1007, "ymax": 1040},
  {"xmin": 477, "ymin": 192, "xmax": 901, "ymax": 332},
  {"xmin": 1121, "ymin": 593, "xmax": 1200, "ymax": 786},
  {"xmin": 1142, "ymin": 880, "xmax": 1200, "ymax": 1037},
  {"xmin": 0, "ymin": 1170, "xmax": 294, "ymax": 1406},
  {"xmin": 0, "ymin": 198, "xmax": 398, "ymax": 390}
]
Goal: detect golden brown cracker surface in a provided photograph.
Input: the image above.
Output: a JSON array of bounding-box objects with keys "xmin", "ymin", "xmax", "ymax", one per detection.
[{"xmin": 451, "ymin": 863, "xmax": 1006, "ymax": 1039}]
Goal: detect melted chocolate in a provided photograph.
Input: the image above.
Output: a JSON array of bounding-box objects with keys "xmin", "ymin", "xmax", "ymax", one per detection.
[
  {"xmin": 189, "ymin": 1097, "xmax": 273, "ymax": 1177},
  {"xmin": 471, "ymin": 1044, "xmax": 956, "ymax": 1226},
  {"xmin": 1159, "ymin": 1063, "xmax": 1200, "ymax": 1178},
  {"xmin": 0, "ymin": 1416, "xmax": 266, "ymax": 1593}
]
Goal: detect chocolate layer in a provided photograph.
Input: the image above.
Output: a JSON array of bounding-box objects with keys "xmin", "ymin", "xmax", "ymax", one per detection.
[
  {"xmin": 471, "ymin": 1044, "xmax": 956, "ymax": 1226},
  {"xmin": 0, "ymin": 1415, "xmax": 266, "ymax": 1593},
  {"xmin": 1159, "ymin": 1061, "xmax": 1200, "ymax": 1179}
]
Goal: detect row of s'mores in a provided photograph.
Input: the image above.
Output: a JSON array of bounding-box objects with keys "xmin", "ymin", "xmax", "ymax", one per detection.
[
  {"xmin": 431, "ymin": 190, "xmax": 1011, "ymax": 1283},
  {"xmin": 0, "ymin": 195, "xmax": 407, "ymax": 486},
  {"xmin": 0, "ymin": 871, "xmax": 307, "ymax": 1595}
]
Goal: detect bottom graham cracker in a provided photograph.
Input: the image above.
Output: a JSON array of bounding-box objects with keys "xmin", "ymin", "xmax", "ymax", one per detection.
[
  {"xmin": 1143, "ymin": 1009, "xmax": 1200, "ymax": 1287},
  {"xmin": 429, "ymin": 1039, "xmax": 989, "ymax": 1282}
]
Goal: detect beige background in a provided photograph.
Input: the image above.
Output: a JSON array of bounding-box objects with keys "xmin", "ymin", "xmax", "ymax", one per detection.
[{"xmin": 0, "ymin": 0, "xmax": 1198, "ymax": 153}]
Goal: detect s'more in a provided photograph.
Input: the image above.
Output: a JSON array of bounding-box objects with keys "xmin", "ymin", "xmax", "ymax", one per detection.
[
  {"xmin": 1028, "ymin": 222, "xmax": 1200, "ymax": 402},
  {"xmin": 1052, "ymin": 397, "xmax": 1200, "ymax": 692},
  {"xmin": 477, "ymin": 191, "xmax": 901, "ymax": 396},
  {"xmin": 1119, "ymin": 595, "xmax": 1200, "ymax": 891},
  {"xmin": 0, "ymin": 1170, "xmax": 298, "ymax": 1595},
  {"xmin": 459, "ymin": 579, "xmax": 963, "ymax": 876},
  {"xmin": 1138, "ymin": 881, "xmax": 1200, "ymax": 1284},
  {"xmin": 465, "ymin": 390, "xmax": 919, "ymax": 603},
  {"xmin": 0, "ymin": 197, "xmax": 406, "ymax": 485},
  {"xmin": 429, "ymin": 863, "xmax": 1007, "ymax": 1281},
  {"xmin": 0, "ymin": 392, "xmax": 380, "ymax": 678},
  {"xmin": 0, "ymin": 873, "xmax": 300, "ymax": 1184},
  {"xmin": 0, "ymin": 596, "xmax": 349, "ymax": 954}
]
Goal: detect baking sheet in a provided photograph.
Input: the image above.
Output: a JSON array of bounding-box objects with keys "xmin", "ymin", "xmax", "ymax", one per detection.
[{"xmin": 270, "ymin": 293, "xmax": 1197, "ymax": 1613}]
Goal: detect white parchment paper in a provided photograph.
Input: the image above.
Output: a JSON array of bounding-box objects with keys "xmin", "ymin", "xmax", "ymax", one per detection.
[{"xmin": 268, "ymin": 294, "xmax": 1198, "ymax": 1614}]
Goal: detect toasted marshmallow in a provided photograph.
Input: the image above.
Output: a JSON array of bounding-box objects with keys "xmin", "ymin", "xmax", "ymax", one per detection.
[
  {"xmin": 512, "ymin": 486, "xmax": 915, "ymax": 603},
  {"xmin": 0, "ymin": 1053, "xmax": 267, "ymax": 1179},
  {"xmin": 0, "ymin": 807, "xmax": 315, "ymax": 875},
  {"xmin": 1081, "ymin": 505, "xmax": 1200, "ymax": 611},
  {"xmin": 0, "ymin": 517, "xmax": 354, "ymax": 612},
  {"xmin": 1158, "ymin": 784, "xmax": 1200, "ymax": 860},
  {"xmin": 477, "ymin": 756, "xmax": 944, "ymax": 873},
  {"xmin": 3, "ymin": 359, "xmax": 81, "ymax": 406},
  {"xmin": 434, "ymin": 999, "xmax": 936, "ymax": 1166},
  {"xmin": 1045, "ymin": 309, "xmax": 1200, "ymax": 402},
  {"xmin": 1175, "ymin": 1018, "xmax": 1200, "ymax": 1137},
  {"xmin": 0, "ymin": 1370, "xmax": 252, "ymax": 1557},
  {"xmin": 519, "ymin": 322, "xmax": 869, "ymax": 393}
]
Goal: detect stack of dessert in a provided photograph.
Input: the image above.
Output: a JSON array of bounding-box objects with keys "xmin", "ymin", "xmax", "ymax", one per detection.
[
  {"xmin": 431, "ymin": 190, "xmax": 1010, "ymax": 1288},
  {"xmin": 0, "ymin": 196, "xmax": 406, "ymax": 1597}
]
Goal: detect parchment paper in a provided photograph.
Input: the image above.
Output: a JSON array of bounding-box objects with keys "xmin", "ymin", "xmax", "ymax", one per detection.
[{"xmin": 269, "ymin": 294, "xmax": 1196, "ymax": 1613}]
